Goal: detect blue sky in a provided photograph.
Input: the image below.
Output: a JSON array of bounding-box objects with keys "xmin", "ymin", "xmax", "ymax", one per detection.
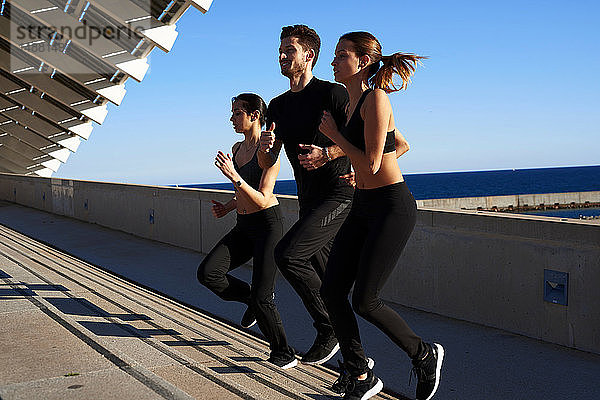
[{"xmin": 56, "ymin": 0, "xmax": 600, "ymax": 185}]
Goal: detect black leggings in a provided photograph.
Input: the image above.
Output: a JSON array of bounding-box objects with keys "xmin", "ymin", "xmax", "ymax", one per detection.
[
  {"xmin": 274, "ymin": 199, "xmax": 351, "ymax": 337},
  {"xmin": 320, "ymin": 182, "xmax": 425, "ymax": 376},
  {"xmin": 197, "ymin": 206, "xmax": 291, "ymax": 355}
]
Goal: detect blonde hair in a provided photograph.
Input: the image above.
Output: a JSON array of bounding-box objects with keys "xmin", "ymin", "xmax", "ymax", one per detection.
[{"xmin": 340, "ymin": 31, "xmax": 427, "ymax": 92}]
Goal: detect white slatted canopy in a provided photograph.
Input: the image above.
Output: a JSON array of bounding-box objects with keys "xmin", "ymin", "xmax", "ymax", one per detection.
[{"xmin": 0, "ymin": 0, "xmax": 212, "ymax": 176}]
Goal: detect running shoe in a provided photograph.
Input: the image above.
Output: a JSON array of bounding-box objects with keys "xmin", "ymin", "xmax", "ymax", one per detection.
[
  {"xmin": 301, "ymin": 332, "xmax": 339, "ymax": 365},
  {"xmin": 240, "ymin": 306, "xmax": 256, "ymax": 329},
  {"xmin": 411, "ymin": 342, "xmax": 444, "ymax": 400},
  {"xmin": 332, "ymin": 358, "xmax": 375, "ymax": 395},
  {"xmin": 267, "ymin": 351, "xmax": 298, "ymax": 370},
  {"xmin": 343, "ymin": 369, "xmax": 383, "ymax": 400}
]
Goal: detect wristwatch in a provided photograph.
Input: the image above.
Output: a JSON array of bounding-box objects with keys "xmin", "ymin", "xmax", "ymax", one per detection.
[
  {"xmin": 234, "ymin": 180, "xmax": 243, "ymax": 188},
  {"xmin": 323, "ymin": 146, "xmax": 331, "ymax": 162}
]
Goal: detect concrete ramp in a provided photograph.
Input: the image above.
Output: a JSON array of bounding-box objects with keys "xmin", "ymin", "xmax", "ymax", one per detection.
[
  {"xmin": 0, "ymin": 222, "xmax": 404, "ymax": 400},
  {"xmin": 2, "ymin": 201, "xmax": 600, "ymax": 400}
]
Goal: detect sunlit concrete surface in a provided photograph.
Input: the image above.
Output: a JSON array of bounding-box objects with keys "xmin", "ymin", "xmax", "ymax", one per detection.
[
  {"xmin": 0, "ymin": 215, "xmax": 403, "ymax": 400},
  {"xmin": 0, "ymin": 203, "xmax": 406, "ymax": 400},
  {"xmin": 1, "ymin": 200, "xmax": 600, "ymax": 400}
]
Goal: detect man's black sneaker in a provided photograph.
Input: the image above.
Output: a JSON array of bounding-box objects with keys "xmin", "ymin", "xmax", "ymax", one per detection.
[
  {"xmin": 301, "ymin": 333, "xmax": 339, "ymax": 365},
  {"xmin": 343, "ymin": 369, "xmax": 383, "ymax": 400},
  {"xmin": 411, "ymin": 343, "xmax": 444, "ymax": 400},
  {"xmin": 267, "ymin": 351, "xmax": 297, "ymax": 370},
  {"xmin": 240, "ymin": 306, "xmax": 256, "ymax": 329},
  {"xmin": 332, "ymin": 358, "xmax": 375, "ymax": 395},
  {"xmin": 332, "ymin": 360, "xmax": 350, "ymax": 394}
]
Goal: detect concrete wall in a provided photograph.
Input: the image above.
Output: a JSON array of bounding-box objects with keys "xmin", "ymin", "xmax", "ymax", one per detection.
[
  {"xmin": 417, "ymin": 191, "xmax": 600, "ymax": 210},
  {"xmin": 382, "ymin": 209, "xmax": 600, "ymax": 354},
  {"xmin": 1, "ymin": 173, "xmax": 599, "ymax": 354}
]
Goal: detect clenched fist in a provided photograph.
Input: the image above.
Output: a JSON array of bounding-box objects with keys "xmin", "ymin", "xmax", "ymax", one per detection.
[{"xmin": 259, "ymin": 122, "xmax": 276, "ymax": 153}]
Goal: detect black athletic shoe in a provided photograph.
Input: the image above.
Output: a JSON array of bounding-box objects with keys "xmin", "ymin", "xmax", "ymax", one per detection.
[
  {"xmin": 268, "ymin": 351, "xmax": 297, "ymax": 370},
  {"xmin": 332, "ymin": 360, "xmax": 350, "ymax": 394},
  {"xmin": 240, "ymin": 306, "xmax": 256, "ymax": 329},
  {"xmin": 332, "ymin": 358, "xmax": 375, "ymax": 395},
  {"xmin": 301, "ymin": 332, "xmax": 339, "ymax": 365},
  {"xmin": 343, "ymin": 369, "xmax": 383, "ymax": 400},
  {"xmin": 411, "ymin": 343, "xmax": 444, "ymax": 400}
]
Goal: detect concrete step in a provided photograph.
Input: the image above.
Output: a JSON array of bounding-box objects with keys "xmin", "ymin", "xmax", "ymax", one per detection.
[{"xmin": 0, "ymin": 223, "xmax": 403, "ymax": 400}]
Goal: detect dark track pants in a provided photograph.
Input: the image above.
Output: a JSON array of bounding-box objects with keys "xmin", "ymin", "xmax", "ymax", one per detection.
[
  {"xmin": 197, "ymin": 206, "xmax": 290, "ymax": 355},
  {"xmin": 320, "ymin": 182, "xmax": 425, "ymax": 376},
  {"xmin": 274, "ymin": 199, "xmax": 352, "ymax": 336}
]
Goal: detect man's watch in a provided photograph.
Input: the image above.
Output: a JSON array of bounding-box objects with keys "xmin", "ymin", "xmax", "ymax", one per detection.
[
  {"xmin": 323, "ymin": 146, "xmax": 331, "ymax": 162},
  {"xmin": 234, "ymin": 180, "xmax": 243, "ymax": 188}
]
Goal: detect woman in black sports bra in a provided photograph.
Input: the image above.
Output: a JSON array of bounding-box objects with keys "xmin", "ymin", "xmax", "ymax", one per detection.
[
  {"xmin": 318, "ymin": 33, "xmax": 445, "ymax": 400},
  {"xmin": 197, "ymin": 93, "xmax": 297, "ymax": 369}
]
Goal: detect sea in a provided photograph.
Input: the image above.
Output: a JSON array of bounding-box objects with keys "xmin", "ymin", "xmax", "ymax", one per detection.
[{"xmin": 180, "ymin": 165, "xmax": 600, "ymax": 218}]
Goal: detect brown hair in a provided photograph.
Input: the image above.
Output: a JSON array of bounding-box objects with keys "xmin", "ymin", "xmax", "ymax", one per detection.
[
  {"xmin": 339, "ymin": 31, "xmax": 427, "ymax": 92},
  {"xmin": 281, "ymin": 25, "xmax": 321, "ymax": 69},
  {"xmin": 232, "ymin": 93, "xmax": 267, "ymax": 127}
]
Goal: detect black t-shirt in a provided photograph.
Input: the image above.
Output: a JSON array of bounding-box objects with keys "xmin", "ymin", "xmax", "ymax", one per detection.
[{"xmin": 266, "ymin": 77, "xmax": 353, "ymax": 209}]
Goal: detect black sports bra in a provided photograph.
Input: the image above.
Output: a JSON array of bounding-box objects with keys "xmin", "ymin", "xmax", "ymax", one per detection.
[
  {"xmin": 233, "ymin": 144, "xmax": 262, "ymax": 190},
  {"xmin": 341, "ymin": 89, "xmax": 395, "ymax": 154}
]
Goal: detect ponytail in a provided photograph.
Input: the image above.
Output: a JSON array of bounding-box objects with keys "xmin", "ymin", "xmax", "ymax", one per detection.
[
  {"xmin": 339, "ymin": 31, "xmax": 427, "ymax": 93},
  {"xmin": 370, "ymin": 52, "xmax": 427, "ymax": 93}
]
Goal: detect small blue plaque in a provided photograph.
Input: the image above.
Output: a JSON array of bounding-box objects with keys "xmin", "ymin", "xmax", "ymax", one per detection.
[{"xmin": 544, "ymin": 269, "xmax": 568, "ymax": 306}]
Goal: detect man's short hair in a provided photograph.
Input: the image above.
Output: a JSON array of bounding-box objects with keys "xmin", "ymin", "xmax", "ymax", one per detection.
[{"xmin": 280, "ymin": 25, "xmax": 321, "ymax": 69}]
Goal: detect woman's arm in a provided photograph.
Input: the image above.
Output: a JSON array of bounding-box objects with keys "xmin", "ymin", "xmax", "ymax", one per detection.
[
  {"xmin": 211, "ymin": 198, "xmax": 237, "ymax": 218},
  {"xmin": 386, "ymin": 111, "xmax": 410, "ymax": 158},
  {"xmin": 214, "ymin": 151, "xmax": 280, "ymax": 209},
  {"xmin": 319, "ymin": 90, "xmax": 391, "ymax": 175},
  {"xmin": 319, "ymin": 112, "xmax": 369, "ymax": 171},
  {"xmin": 233, "ymin": 157, "xmax": 280, "ymax": 208},
  {"xmin": 362, "ymin": 89, "xmax": 392, "ymax": 174},
  {"xmin": 394, "ymin": 129, "xmax": 410, "ymax": 158}
]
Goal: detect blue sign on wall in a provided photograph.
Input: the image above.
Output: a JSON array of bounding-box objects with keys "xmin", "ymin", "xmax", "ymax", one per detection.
[{"xmin": 544, "ymin": 269, "xmax": 568, "ymax": 306}]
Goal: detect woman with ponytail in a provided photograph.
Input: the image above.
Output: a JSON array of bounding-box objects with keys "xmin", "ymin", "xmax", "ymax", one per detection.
[{"xmin": 319, "ymin": 32, "xmax": 444, "ymax": 400}]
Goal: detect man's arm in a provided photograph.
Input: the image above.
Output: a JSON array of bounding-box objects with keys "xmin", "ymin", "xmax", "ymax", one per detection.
[
  {"xmin": 258, "ymin": 138, "xmax": 283, "ymax": 169},
  {"xmin": 297, "ymin": 83, "xmax": 349, "ymax": 171},
  {"xmin": 258, "ymin": 120, "xmax": 283, "ymax": 169},
  {"xmin": 297, "ymin": 143, "xmax": 346, "ymax": 171},
  {"xmin": 326, "ymin": 144, "xmax": 345, "ymax": 160}
]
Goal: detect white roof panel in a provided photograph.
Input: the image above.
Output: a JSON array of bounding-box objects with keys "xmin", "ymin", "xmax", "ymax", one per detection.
[{"xmin": 0, "ymin": 0, "xmax": 212, "ymax": 176}]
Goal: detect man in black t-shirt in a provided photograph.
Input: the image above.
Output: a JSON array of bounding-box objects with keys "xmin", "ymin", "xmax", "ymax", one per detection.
[{"xmin": 258, "ymin": 25, "xmax": 352, "ymax": 367}]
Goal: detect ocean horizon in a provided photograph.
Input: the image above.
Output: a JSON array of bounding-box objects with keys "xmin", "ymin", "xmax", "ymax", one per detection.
[
  {"xmin": 180, "ymin": 164, "xmax": 600, "ymax": 198},
  {"xmin": 178, "ymin": 165, "xmax": 600, "ymax": 218}
]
